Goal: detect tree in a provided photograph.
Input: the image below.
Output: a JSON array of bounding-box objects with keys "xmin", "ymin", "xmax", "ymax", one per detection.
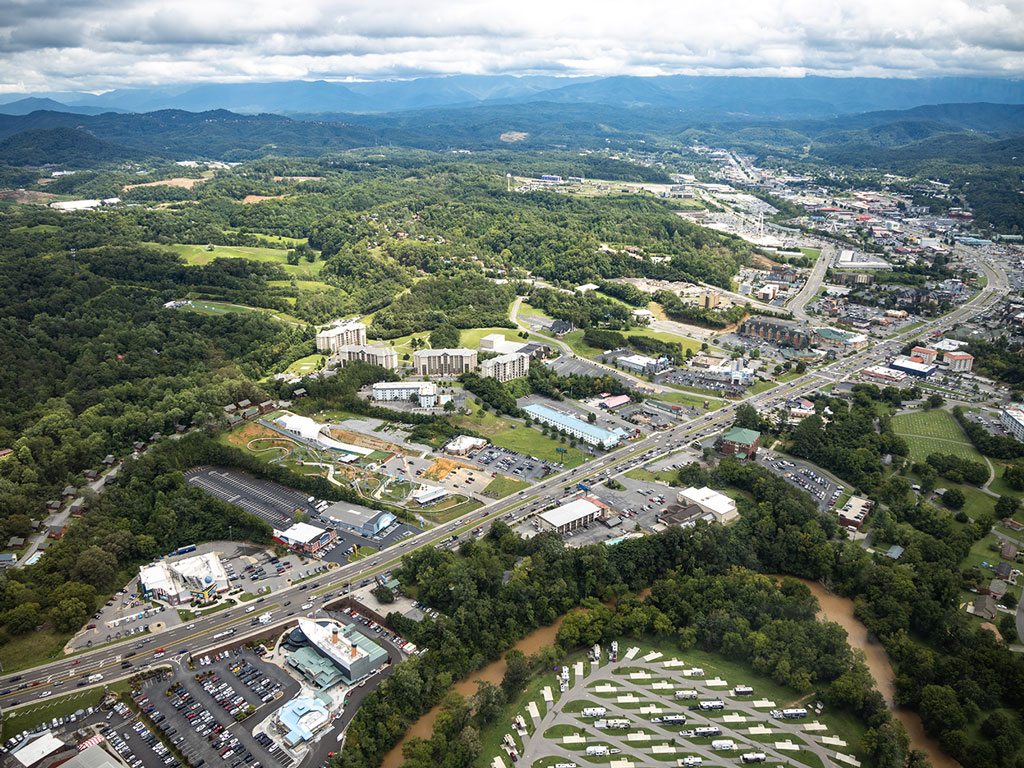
[
  {"xmin": 1004, "ymin": 464, "xmax": 1024, "ymax": 491},
  {"xmin": 501, "ymin": 649, "xmax": 531, "ymax": 699},
  {"xmin": 51, "ymin": 598, "xmax": 88, "ymax": 633},
  {"xmin": 372, "ymin": 584, "xmax": 395, "ymax": 604},
  {"xmin": 294, "ymin": 511, "xmax": 310, "ymax": 524},
  {"xmin": 470, "ymin": 681, "xmax": 505, "ymax": 726},
  {"xmin": 926, "ymin": 393, "xmax": 945, "ymax": 409},
  {"xmin": 942, "ymin": 487, "xmax": 966, "ymax": 510},
  {"xmin": 72, "ymin": 545, "xmax": 118, "ymax": 589},
  {"xmin": 918, "ymin": 684, "xmax": 967, "ymax": 736},
  {"xmin": 587, "ymin": 412, "xmax": 596, "ymax": 423},
  {"xmin": 5, "ymin": 602, "xmax": 40, "ymax": 634},
  {"xmin": 733, "ymin": 403, "xmax": 762, "ymax": 431},
  {"xmin": 996, "ymin": 495, "xmax": 1020, "ymax": 518},
  {"xmin": 286, "ymin": 249, "xmax": 300, "ymax": 265}
]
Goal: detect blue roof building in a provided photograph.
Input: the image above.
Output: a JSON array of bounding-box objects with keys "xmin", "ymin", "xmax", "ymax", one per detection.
[
  {"xmin": 276, "ymin": 697, "xmax": 331, "ymax": 747},
  {"xmin": 523, "ymin": 403, "xmax": 626, "ymax": 448}
]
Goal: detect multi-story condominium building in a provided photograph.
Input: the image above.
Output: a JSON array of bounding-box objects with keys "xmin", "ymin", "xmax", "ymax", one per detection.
[
  {"xmin": 370, "ymin": 381, "xmax": 438, "ymax": 407},
  {"xmin": 414, "ymin": 348, "xmax": 478, "ymax": 376},
  {"xmin": 316, "ymin": 319, "xmax": 367, "ymax": 353},
  {"xmin": 331, "ymin": 344, "xmax": 397, "ymax": 370},
  {"xmin": 479, "ymin": 352, "xmax": 529, "ymax": 382}
]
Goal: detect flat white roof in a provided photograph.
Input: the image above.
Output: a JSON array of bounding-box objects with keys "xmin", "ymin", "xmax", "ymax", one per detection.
[
  {"xmin": 278, "ymin": 522, "xmax": 328, "ymax": 544},
  {"xmin": 680, "ymin": 487, "xmax": 736, "ymax": 517},
  {"xmin": 13, "ymin": 732, "xmax": 65, "ymax": 767},
  {"xmin": 540, "ymin": 498, "xmax": 602, "ymax": 528},
  {"xmin": 412, "ymin": 486, "xmax": 448, "ymax": 503}
]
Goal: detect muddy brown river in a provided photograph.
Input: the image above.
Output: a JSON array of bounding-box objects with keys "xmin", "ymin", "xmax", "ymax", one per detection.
[
  {"xmin": 381, "ymin": 581, "xmax": 956, "ymax": 768},
  {"xmin": 796, "ymin": 578, "xmax": 959, "ymax": 768}
]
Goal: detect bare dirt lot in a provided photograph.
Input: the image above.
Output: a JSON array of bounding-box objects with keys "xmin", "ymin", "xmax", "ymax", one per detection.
[
  {"xmin": 124, "ymin": 177, "xmax": 204, "ymax": 190},
  {"xmin": 0, "ymin": 189, "xmax": 57, "ymax": 203},
  {"xmin": 500, "ymin": 131, "xmax": 529, "ymax": 142},
  {"xmin": 241, "ymin": 194, "xmax": 285, "ymax": 204},
  {"xmin": 273, "ymin": 176, "xmax": 324, "ymax": 182}
]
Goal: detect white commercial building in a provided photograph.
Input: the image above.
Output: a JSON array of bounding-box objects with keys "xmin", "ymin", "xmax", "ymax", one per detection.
[
  {"xmin": 523, "ymin": 402, "xmax": 626, "ymax": 448},
  {"xmin": 862, "ymin": 365, "xmax": 907, "ymax": 382},
  {"xmin": 539, "ymin": 497, "xmax": 604, "ymax": 534},
  {"xmin": 933, "ymin": 338, "xmax": 968, "ymax": 352},
  {"xmin": 479, "ymin": 333, "xmax": 527, "ymax": 355},
  {"xmin": 444, "ymin": 435, "xmax": 488, "ymax": 456},
  {"xmin": 676, "ymin": 487, "xmax": 738, "ymax": 525},
  {"xmin": 316, "ymin": 319, "xmax": 367, "ymax": 353},
  {"xmin": 412, "ymin": 486, "xmax": 448, "ymax": 506},
  {"xmin": 1001, "ymin": 405, "xmax": 1024, "ymax": 443},
  {"xmin": 371, "ymin": 381, "xmax": 439, "ymax": 407},
  {"xmin": 414, "ymin": 348, "xmax": 478, "ymax": 376},
  {"xmin": 275, "ymin": 413, "xmax": 373, "ymax": 458},
  {"xmin": 330, "ymin": 344, "xmax": 398, "ymax": 370},
  {"xmin": 273, "ymin": 522, "xmax": 336, "ymax": 554},
  {"xmin": 480, "ymin": 351, "xmax": 529, "ymax": 382},
  {"xmin": 139, "ymin": 551, "xmax": 230, "ymax": 605}
]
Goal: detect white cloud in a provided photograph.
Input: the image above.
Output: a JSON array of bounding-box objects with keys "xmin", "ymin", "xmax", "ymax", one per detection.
[{"xmin": 1, "ymin": 0, "xmax": 1023, "ymax": 92}]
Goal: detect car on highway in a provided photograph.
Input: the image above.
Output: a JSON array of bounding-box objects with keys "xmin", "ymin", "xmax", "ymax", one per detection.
[{"xmin": 39, "ymin": 691, "xmax": 51, "ymax": 698}]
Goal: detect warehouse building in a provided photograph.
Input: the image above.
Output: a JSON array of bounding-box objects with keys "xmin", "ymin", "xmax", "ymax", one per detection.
[
  {"xmin": 539, "ymin": 497, "xmax": 605, "ymax": 534},
  {"xmin": 414, "ymin": 348, "xmax": 478, "ymax": 376},
  {"xmin": 862, "ymin": 365, "xmax": 907, "ymax": 382},
  {"xmin": 139, "ymin": 551, "xmax": 230, "ymax": 605},
  {"xmin": 523, "ymin": 403, "xmax": 627, "ymax": 448},
  {"xmin": 890, "ymin": 355, "xmax": 936, "ymax": 378},
  {"xmin": 676, "ymin": 487, "xmax": 738, "ymax": 524},
  {"xmin": 323, "ymin": 502, "xmax": 396, "ymax": 537}
]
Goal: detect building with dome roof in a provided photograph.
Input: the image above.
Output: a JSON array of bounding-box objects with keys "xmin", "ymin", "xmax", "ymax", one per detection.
[{"xmin": 139, "ymin": 550, "xmax": 230, "ymax": 605}]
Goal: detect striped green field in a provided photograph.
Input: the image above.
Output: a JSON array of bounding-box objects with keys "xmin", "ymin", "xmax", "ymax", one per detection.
[{"xmin": 892, "ymin": 410, "xmax": 985, "ymax": 464}]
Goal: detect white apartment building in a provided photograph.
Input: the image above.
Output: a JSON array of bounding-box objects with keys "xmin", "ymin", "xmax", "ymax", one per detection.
[
  {"xmin": 331, "ymin": 345, "xmax": 398, "ymax": 370},
  {"xmin": 1001, "ymin": 405, "xmax": 1024, "ymax": 443},
  {"xmin": 479, "ymin": 352, "xmax": 529, "ymax": 382},
  {"xmin": 414, "ymin": 348, "xmax": 478, "ymax": 376},
  {"xmin": 316, "ymin": 319, "xmax": 367, "ymax": 353},
  {"xmin": 479, "ymin": 333, "xmax": 527, "ymax": 355},
  {"xmin": 943, "ymin": 351, "xmax": 974, "ymax": 372},
  {"xmin": 371, "ymin": 381, "xmax": 438, "ymax": 407}
]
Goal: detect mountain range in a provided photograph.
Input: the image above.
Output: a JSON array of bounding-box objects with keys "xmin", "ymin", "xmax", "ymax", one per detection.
[{"xmin": 3, "ymin": 74, "xmax": 1024, "ymax": 118}]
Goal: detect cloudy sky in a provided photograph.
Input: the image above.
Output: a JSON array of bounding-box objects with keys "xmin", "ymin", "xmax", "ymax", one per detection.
[{"xmin": 1, "ymin": 0, "xmax": 1023, "ymax": 93}]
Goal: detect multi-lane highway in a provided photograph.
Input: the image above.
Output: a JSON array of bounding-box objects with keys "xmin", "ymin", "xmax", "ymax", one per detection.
[{"xmin": 0, "ymin": 247, "xmax": 1007, "ymax": 716}]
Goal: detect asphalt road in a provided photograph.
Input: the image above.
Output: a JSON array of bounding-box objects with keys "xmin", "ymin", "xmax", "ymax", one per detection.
[{"xmin": 0, "ymin": 246, "xmax": 1007, "ymax": 718}]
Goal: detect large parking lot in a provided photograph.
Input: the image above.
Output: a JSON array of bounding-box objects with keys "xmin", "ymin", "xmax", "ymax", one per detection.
[
  {"xmin": 754, "ymin": 453, "xmax": 845, "ymax": 511},
  {"xmin": 133, "ymin": 647, "xmax": 299, "ymax": 768}
]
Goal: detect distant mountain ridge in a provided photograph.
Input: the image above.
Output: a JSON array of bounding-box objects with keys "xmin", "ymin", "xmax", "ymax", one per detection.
[
  {"xmin": 3, "ymin": 74, "xmax": 1024, "ymax": 118},
  {"xmin": 0, "ymin": 99, "xmax": 1020, "ymax": 168}
]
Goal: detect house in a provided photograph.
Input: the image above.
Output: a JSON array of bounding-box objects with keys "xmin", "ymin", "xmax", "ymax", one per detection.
[
  {"xmin": 68, "ymin": 498, "xmax": 85, "ymax": 517},
  {"xmin": 133, "ymin": 441, "xmax": 145, "ymax": 451},
  {"xmin": 226, "ymin": 412, "xmax": 243, "ymax": 426},
  {"xmin": 549, "ymin": 320, "xmax": 573, "ymax": 337},
  {"xmin": 174, "ymin": 423, "xmax": 187, "ymax": 433},
  {"xmin": 102, "ymin": 454, "xmax": 116, "ymax": 466},
  {"xmin": 293, "ymin": 388, "xmax": 307, "ymax": 398},
  {"xmin": 224, "ymin": 404, "xmax": 237, "ymax": 415},
  {"xmin": 1000, "ymin": 542, "xmax": 1018, "ymax": 561},
  {"xmin": 988, "ymin": 579, "xmax": 1008, "ymax": 598},
  {"xmin": 0, "ymin": 553, "xmax": 17, "ymax": 568},
  {"xmin": 994, "ymin": 561, "xmax": 1013, "ymax": 581},
  {"xmin": 7, "ymin": 536, "xmax": 25, "ymax": 549},
  {"xmin": 884, "ymin": 544, "xmax": 905, "ymax": 560},
  {"xmin": 259, "ymin": 400, "xmax": 276, "ymax": 414},
  {"xmin": 83, "ymin": 468, "xmax": 99, "ymax": 481},
  {"xmin": 973, "ymin": 594, "xmax": 998, "ymax": 621},
  {"xmin": 720, "ymin": 427, "xmax": 760, "ymax": 459},
  {"xmin": 48, "ymin": 523, "xmax": 67, "ymax": 539},
  {"xmin": 62, "ymin": 485, "xmax": 76, "ymax": 499},
  {"xmin": 237, "ymin": 399, "xmax": 251, "ymax": 409},
  {"xmin": 46, "ymin": 500, "xmax": 61, "ymax": 511}
]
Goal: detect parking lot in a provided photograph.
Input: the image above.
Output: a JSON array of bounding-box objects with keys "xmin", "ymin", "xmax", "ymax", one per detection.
[
  {"xmin": 186, "ymin": 467, "xmax": 315, "ymax": 530},
  {"xmin": 547, "ymin": 356, "xmax": 642, "ymax": 391},
  {"xmin": 754, "ymin": 453, "xmax": 845, "ymax": 511},
  {"xmin": 135, "ymin": 647, "xmax": 299, "ymax": 768}
]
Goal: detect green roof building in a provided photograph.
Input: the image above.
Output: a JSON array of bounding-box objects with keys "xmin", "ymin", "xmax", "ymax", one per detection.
[{"xmin": 722, "ymin": 427, "xmax": 761, "ymax": 458}]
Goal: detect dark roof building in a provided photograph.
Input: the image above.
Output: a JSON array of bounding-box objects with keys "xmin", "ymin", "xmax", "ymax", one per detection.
[{"xmin": 973, "ymin": 594, "xmax": 997, "ymax": 621}]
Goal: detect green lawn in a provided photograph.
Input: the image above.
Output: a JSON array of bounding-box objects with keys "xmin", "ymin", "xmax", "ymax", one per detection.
[
  {"xmin": 151, "ymin": 242, "xmax": 324, "ymax": 279},
  {"xmin": 183, "ymin": 299, "xmax": 305, "ymax": 325},
  {"xmin": 3, "ymin": 687, "xmax": 109, "ymax": 735},
  {"xmin": 0, "ymin": 628, "xmax": 71, "ymax": 673},
  {"xmin": 267, "ymin": 279, "xmax": 334, "ymax": 292},
  {"xmin": 459, "ymin": 326, "xmax": 528, "ymax": 349},
  {"xmin": 652, "ymin": 391, "xmax": 725, "ymax": 411},
  {"xmin": 892, "ymin": 410, "xmax": 986, "ymax": 464},
  {"xmin": 285, "ymin": 353, "xmax": 326, "ymax": 375},
  {"xmin": 518, "ymin": 302, "xmax": 556, "ymax": 322},
  {"xmin": 483, "ymin": 475, "xmax": 532, "ymax": 498},
  {"xmin": 455, "ymin": 407, "xmax": 586, "ymax": 468}
]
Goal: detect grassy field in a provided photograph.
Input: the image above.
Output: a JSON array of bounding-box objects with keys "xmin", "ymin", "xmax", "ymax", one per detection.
[
  {"xmin": 420, "ymin": 496, "xmax": 485, "ymax": 523},
  {"xmin": 517, "ymin": 302, "xmax": 556, "ymax": 322},
  {"xmin": 454, "ymin": 406, "xmax": 586, "ymax": 468},
  {"xmin": 267, "ymin": 278, "xmax": 334, "ymax": 292},
  {"xmin": 653, "ymin": 390, "xmax": 725, "ymax": 411},
  {"xmin": 563, "ymin": 327, "xmax": 705, "ymax": 361},
  {"xmin": 892, "ymin": 410, "xmax": 986, "ymax": 464},
  {"xmin": 3, "ymin": 686, "xmax": 112, "ymax": 736},
  {"xmin": 0, "ymin": 628, "xmax": 70, "ymax": 673},
  {"xmin": 183, "ymin": 299, "xmax": 305, "ymax": 325},
  {"xmin": 152, "ymin": 242, "xmax": 325, "ymax": 279},
  {"xmin": 459, "ymin": 326, "xmax": 527, "ymax": 349},
  {"xmin": 484, "ymin": 475, "xmax": 532, "ymax": 498},
  {"xmin": 285, "ymin": 353, "xmax": 326, "ymax": 375}
]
